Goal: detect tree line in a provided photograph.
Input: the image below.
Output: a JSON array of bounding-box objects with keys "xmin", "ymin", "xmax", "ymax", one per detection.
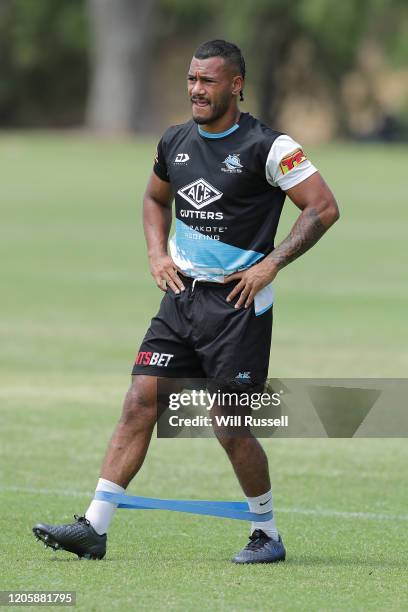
[{"xmin": 1, "ymin": 0, "xmax": 407, "ymax": 138}]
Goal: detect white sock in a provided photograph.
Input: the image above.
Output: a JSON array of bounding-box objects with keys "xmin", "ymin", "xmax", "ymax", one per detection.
[
  {"xmin": 85, "ymin": 478, "xmax": 125, "ymax": 535},
  {"xmin": 247, "ymin": 489, "xmax": 279, "ymax": 541}
]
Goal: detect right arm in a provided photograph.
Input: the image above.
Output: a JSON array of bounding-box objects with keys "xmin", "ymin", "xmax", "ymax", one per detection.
[{"xmin": 143, "ymin": 172, "xmax": 185, "ymax": 293}]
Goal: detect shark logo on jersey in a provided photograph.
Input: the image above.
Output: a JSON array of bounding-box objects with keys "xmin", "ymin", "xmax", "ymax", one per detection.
[
  {"xmin": 222, "ymin": 153, "xmax": 243, "ymax": 173},
  {"xmin": 178, "ymin": 178, "xmax": 223, "ymax": 209}
]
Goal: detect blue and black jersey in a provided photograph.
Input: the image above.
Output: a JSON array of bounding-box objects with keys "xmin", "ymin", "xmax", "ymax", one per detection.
[{"xmin": 153, "ymin": 111, "xmax": 317, "ymax": 314}]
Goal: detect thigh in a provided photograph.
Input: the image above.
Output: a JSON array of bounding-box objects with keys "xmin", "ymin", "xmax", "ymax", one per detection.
[
  {"xmin": 125, "ymin": 375, "xmax": 189, "ymax": 421},
  {"xmin": 132, "ymin": 290, "xmax": 205, "ymax": 379},
  {"xmin": 196, "ymin": 286, "xmax": 273, "ymax": 386}
]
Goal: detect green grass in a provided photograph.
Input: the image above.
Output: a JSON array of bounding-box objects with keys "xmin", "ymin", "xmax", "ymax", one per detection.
[{"xmin": 0, "ymin": 133, "xmax": 407, "ymax": 611}]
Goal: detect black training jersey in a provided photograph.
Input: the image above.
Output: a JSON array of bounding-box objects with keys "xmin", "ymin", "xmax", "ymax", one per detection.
[{"xmin": 153, "ymin": 112, "xmax": 317, "ymax": 313}]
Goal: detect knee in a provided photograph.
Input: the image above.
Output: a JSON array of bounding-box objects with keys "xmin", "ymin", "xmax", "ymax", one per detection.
[
  {"xmin": 216, "ymin": 435, "xmax": 239, "ymax": 456},
  {"xmin": 216, "ymin": 434, "xmax": 254, "ymax": 457},
  {"xmin": 120, "ymin": 382, "xmax": 157, "ymax": 427}
]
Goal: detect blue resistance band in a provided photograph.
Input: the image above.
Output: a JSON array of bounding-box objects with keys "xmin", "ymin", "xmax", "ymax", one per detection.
[{"xmin": 95, "ymin": 491, "xmax": 272, "ymax": 522}]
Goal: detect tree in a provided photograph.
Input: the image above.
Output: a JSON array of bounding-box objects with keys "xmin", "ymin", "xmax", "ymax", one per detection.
[
  {"xmin": 86, "ymin": 0, "xmax": 157, "ymax": 133},
  {"xmin": 214, "ymin": 0, "xmax": 373, "ymax": 131},
  {"xmin": 0, "ymin": 0, "xmax": 87, "ymax": 126}
]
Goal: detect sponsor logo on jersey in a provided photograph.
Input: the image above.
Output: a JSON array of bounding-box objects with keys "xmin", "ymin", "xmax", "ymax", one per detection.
[
  {"xmin": 222, "ymin": 153, "xmax": 243, "ymax": 173},
  {"xmin": 279, "ymin": 148, "xmax": 307, "ymax": 174},
  {"xmin": 180, "ymin": 209, "xmax": 223, "ymax": 220},
  {"xmin": 135, "ymin": 351, "xmax": 174, "ymax": 367},
  {"xmin": 178, "ymin": 178, "xmax": 223, "ymax": 209},
  {"xmin": 174, "ymin": 153, "xmax": 190, "ymax": 164}
]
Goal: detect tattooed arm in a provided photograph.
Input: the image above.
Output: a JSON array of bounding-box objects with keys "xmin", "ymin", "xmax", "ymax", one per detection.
[
  {"xmin": 226, "ymin": 172, "xmax": 340, "ymax": 308},
  {"xmin": 265, "ymin": 173, "xmax": 339, "ymax": 271}
]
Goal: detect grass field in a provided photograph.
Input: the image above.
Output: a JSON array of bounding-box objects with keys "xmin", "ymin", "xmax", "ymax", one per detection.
[{"xmin": 0, "ymin": 133, "xmax": 407, "ymax": 611}]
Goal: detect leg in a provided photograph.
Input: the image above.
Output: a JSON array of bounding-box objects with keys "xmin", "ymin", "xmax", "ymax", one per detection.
[
  {"xmin": 216, "ymin": 429, "xmax": 279, "ymax": 543},
  {"xmin": 216, "ymin": 434, "xmax": 270, "ymax": 497},
  {"xmin": 217, "ymin": 431, "xmax": 285, "ymax": 564},
  {"xmin": 31, "ymin": 375, "xmax": 163, "ymax": 558},
  {"xmin": 85, "ymin": 374, "xmax": 183, "ymax": 533},
  {"xmin": 32, "ymin": 286, "xmax": 201, "ymax": 557},
  {"xmin": 100, "ymin": 375, "xmax": 158, "ymax": 488}
]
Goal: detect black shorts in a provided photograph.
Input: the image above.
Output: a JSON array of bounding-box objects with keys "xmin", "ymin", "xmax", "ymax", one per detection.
[{"xmin": 132, "ymin": 276, "xmax": 273, "ymax": 386}]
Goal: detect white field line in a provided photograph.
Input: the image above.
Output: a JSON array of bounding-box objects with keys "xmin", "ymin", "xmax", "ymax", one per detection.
[
  {"xmin": 277, "ymin": 507, "xmax": 408, "ymax": 521},
  {"xmin": 1, "ymin": 485, "xmax": 408, "ymax": 522}
]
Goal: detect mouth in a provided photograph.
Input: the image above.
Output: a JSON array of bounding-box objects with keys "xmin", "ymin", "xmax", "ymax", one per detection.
[{"xmin": 192, "ymin": 99, "xmax": 210, "ymax": 108}]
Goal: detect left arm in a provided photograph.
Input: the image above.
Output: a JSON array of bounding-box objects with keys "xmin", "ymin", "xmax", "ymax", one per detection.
[{"xmin": 226, "ymin": 172, "xmax": 340, "ymax": 308}]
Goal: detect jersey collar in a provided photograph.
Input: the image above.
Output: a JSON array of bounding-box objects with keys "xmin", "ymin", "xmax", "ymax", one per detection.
[{"xmin": 197, "ymin": 122, "xmax": 240, "ymax": 139}]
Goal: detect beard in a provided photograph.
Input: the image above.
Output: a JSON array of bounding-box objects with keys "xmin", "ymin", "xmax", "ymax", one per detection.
[{"xmin": 191, "ymin": 93, "xmax": 231, "ymax": 125}]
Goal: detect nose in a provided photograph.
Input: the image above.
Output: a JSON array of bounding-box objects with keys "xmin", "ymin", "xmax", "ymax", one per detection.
[{"xmin": 191, "ymin": 77, "xmax": 206, "ymax": 98}]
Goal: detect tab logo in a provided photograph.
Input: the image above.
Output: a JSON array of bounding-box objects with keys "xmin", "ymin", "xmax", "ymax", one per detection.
[{"xmin": 177, "ymin": 178, "xmax": 223, "ymax": 209}]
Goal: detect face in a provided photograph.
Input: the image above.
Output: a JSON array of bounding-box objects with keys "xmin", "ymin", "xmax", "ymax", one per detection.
[{"xmin": 187, "ymin": 56, "xmax": 242, "ymax": 125}]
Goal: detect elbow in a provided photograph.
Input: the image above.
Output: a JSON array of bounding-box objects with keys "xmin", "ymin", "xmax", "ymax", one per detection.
[
  {"xmin": 331, "ymin": 202, "xmax": 340, "ymax": 224},
  {"xmin": 323, "ymin": 197, "xmax": 340, "ymax": 227}
]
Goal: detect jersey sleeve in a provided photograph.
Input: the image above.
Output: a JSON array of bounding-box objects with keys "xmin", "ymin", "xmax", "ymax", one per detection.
[
  {"xmin": 153, "ymin": 137, "xmax": 170, "ymax": 182},
  {"xmin": 265, "ymin": 134, "xmax": 317, "ymax": 191}
]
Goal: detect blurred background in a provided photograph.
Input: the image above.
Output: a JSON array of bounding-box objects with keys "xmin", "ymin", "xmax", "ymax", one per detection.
[
  {"xmin": 1, "ymin": 0, "xmax": 407, "ymax": 384},
  {"xmin": 1, "ymin": 4, "xmax": 408, "ymax": 606},
  {"xmin": 1, "ymin": 0, "xmax": 408, "ymax": 141}
]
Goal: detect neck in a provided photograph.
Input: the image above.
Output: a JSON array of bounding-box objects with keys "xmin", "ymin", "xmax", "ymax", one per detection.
[{"xmin": 199, "ymin": 107, "xmax": 241, "ymax": 134}]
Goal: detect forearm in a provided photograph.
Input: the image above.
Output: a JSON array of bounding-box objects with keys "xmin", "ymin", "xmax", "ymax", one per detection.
[
  {"xmin": 225, "ymin": 172, "xmax": 339, "ymax": 307},
  {"xmin": 265, "ymin": 205, "xmax": 336, "ymax": 272},
  {"xmin": 143, "ymin": 196, "xmax": 172, "ymax": 257}
]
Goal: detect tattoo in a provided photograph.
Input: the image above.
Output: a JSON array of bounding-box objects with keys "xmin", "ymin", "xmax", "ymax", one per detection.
[{"xmin": 267, "ymin": 207, "xmax": 326, "ymax": 270}]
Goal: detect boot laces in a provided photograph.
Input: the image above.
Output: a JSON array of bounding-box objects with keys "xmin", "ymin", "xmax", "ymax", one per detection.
[
  {"xmin": 245, "ymin": 529, "xmax": 269, "ymax": 551},
  {"xmin": 74, "ymin": 514, "xmax": 90, "ymax": 526}
]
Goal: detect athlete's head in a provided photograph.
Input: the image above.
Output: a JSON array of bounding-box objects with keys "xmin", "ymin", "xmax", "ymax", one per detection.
[{"xmin": 188, "ymin": 39, "xmax": 245, "ymax": 125}]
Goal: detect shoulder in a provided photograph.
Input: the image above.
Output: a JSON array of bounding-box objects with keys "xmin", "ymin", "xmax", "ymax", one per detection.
[
  {"xmin": 160, "ymin": 120, "xmax": 195, "ymax": 149},
  {"xmin": 240, "ymin": 114, "xmax": 286, "ymax": 173},
  {"xmin": 244, "ymin": 114, "xmax": 318, "ymax": 189},
  {"xmin": 243, "ymin": 113, "xmax": 307, "ymax": 157},
  {"xmin": 241, "ymin": 113, "xmax": 284, "ymax": 151}
]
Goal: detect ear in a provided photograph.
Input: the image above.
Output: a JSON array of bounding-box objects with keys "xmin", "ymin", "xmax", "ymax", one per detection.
[{"xmin": 232, "ymin": 75, "xmax": 244, "ymax": 97}]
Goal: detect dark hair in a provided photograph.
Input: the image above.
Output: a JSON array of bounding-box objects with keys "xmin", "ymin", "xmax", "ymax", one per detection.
[{"xmin": 194, "ymin": 39, "xmax": 246, "ymax": 101}]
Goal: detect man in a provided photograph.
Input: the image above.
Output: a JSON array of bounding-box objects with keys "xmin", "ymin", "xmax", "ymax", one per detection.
[{"xmin": 33, "ymin": 40, "xmax": 339, "ymax": 563}]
